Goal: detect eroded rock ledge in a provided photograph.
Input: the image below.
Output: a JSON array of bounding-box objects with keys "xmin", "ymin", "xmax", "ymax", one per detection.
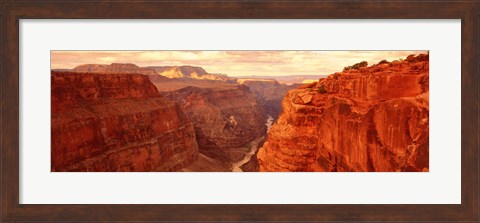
[
  {"xmin": 51, "ymin": 71, "xmax": 198, "ymax": 171},
  {"xmin": 163, "ymin": 84, "xmax": 267, "ymax": 168},
  {"xmin": 258, "ymin": 54, "xmax": 429, "ymax": 172}
]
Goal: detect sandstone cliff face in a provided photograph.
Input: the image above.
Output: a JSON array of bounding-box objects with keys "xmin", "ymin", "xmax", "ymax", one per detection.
[
  {"xmin": 163, "ymin": 84, "xmax": 267, "ymax": 165},
  {"xmin": 148, "ymin": 65, "xmax": 235, "ymax": 82},
  {"xmin": 51, "ymin": 71, "xmax": 198, "ymax": 172},
  {"xmin": 257, "ymin": 54, "xmax": 429, "ymax": 172},
  {"xmin": 237, "ymin": 79, "xmax": 301, "ymax": 119}
]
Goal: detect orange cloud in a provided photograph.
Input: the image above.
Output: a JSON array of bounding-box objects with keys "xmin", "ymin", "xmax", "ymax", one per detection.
[{"xmin": 51, "ymin": 50, "xmax": 427, "ymax": 76}]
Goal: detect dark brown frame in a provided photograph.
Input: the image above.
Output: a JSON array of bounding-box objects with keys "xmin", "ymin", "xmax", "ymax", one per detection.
[{"xmin": 1, "ymin": 0, "xmax": 478, "ymax": 222}]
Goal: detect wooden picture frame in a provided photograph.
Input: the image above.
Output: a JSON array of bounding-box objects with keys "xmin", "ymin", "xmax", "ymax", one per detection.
[{"xmin": 1, "ymin": 1, "xmax": 478, "ymax": 222}]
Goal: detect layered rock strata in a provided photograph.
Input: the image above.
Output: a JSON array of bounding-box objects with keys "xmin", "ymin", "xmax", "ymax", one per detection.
[
  {"xmin": 258, "ymin": 54, "xmax": 429, "ymax": 172},
  {"xmin": 237, "ymin": 79, "xmax": 301, "ymax": 119},
  {"xmin": 163, "ymin": 84, "xmax": 267, "ymax": 166},
  {"xmin": 51, "ymin": 71, "xmax": 198, "ymax": 171}
]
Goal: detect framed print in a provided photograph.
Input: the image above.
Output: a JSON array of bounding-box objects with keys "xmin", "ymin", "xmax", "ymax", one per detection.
[{"xmin": 1, "ymin": 1, "xmax": 478, "ymax": 222}]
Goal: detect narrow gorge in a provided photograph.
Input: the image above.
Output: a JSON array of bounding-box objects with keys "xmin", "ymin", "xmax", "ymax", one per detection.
[{"xmin": 150, "ymin": 67, "xmax": 269, "ymax": 171}]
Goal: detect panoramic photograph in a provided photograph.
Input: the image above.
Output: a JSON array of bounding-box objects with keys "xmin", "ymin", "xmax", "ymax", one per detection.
[{"xmin": 51, "ymin": 50, "xmax": 429, "ymax": 172}]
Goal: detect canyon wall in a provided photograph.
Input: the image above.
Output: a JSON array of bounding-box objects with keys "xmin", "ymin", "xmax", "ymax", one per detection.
[
  {"xmin": 238, "ymin": 79, "xmax": 301, "ymax": 119},
  {"xmin": 162, "ymin": 84, "xmax": 267, "ymax": 166},
  {"xmin": 257, "ymin": 54, "xmax": 429, "ymax": 172},
  {"xmin": 51, "ymin": 71, "xmax": 198, "ymax": 171}
]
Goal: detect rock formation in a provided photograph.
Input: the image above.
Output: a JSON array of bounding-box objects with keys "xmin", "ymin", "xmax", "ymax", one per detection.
[
  {"xmin": 239, "ymin": 138, "xmax": 267, "ymax": 172},
  {"xmin": 257, "ymin": 54, "xmax": 429, "ymax": 172},
  {"xmin": 72, "ymin": 63, "xmax": 162, "ymax": 76},
  {"xmin": 237, "ymin": 75, "xmax": 327, "ymax": 85},
  {"xmin": 237, "ymin": 78, "xmax": 301, "ymax": 119},
  {"xmin": 147, "ymin": 65, "xmax": 235, "ymax": 82},
  {"xmin": 51, "ymin": 71, "xmax": 198, "ymax": 171},
  {"xmin": 162, "ymin": 83, "xmax": 267, "ymax": 167}
]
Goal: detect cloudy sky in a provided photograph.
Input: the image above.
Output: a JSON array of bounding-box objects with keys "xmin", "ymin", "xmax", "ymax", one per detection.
[{"xmin": 51, "ymin": 51, "xmax": 427, "ymax": 76}]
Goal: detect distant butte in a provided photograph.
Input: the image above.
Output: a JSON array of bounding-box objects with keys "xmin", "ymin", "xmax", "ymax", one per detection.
[
  {"xmin": 73, "ymin": 63, "xmax": 159, "ymax": 76},
  {"xmin": 146, "ymin": 65, "xmax": 236, "ymax": 82}
]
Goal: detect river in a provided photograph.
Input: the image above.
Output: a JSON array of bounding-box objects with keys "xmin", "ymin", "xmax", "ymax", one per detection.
[{"xmin": 231, "ymin": 115, "xmax": 274, "ymax": 172}]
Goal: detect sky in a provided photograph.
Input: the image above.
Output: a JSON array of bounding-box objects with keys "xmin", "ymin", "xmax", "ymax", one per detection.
[{"xmin": 51, "ymin": 51, "xmax": 427, "ymax": 77}]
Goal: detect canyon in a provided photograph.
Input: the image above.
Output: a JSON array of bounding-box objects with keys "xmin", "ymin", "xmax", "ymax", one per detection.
[
  {"xmin": 237, "ymin": 78, "xmax": 302, "ymax": 120},
  {"xmin": 153, "ymin": 79, "xmax": 268, "ymax": 171},
  {"xmin": 257, "ymin": 54, "xmax": 429, "ymax": 172},
  {"xmin": 52, "ymin": 54, "xmax": 429, "ymax": 172},
  {"xmin": 51, "ymin": 71, "xmax": 198, "ymax": 171},
  {"xmin": 52, "ymin": 65, "xmax": 284, "ymax": 171}
]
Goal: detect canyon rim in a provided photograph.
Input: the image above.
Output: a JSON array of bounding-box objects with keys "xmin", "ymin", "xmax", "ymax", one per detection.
[{"xmin": 51, "ymin": 51, "xmax": 429, "ymax": 172}]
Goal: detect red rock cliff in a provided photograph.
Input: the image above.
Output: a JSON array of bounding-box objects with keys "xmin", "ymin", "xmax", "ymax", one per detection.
[
  {"xmin": 163, "ymin": 84, "xmax": 267, "ymax": 164},
  {"xmin": 257, "ymin": 54, "xmax": 429, "ymax": 172},
  {"xmin": 237, "ymin": 79, "xmax": 302, "ymax": 119},
  {"xmin": 51, "ymin": 71, "xmax": 198, "ymax": 171}
]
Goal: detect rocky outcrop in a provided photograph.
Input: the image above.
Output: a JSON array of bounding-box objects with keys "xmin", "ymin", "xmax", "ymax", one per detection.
[
  {"xmin": 257, "ymin": 54, "xmax": 429, "ymax": 172},
  {"xmin": 151, "ymin": 65, "xmax": 209, "ymax": 77},
  {"xmin": 51, "ymin": 71, "xmax": 198, "ymax": 172},
  {"xmin": 51, "ymin": 71, "xmax": 160, "ymax": 113},
  {"xmin": 239, "ymin": 138, "xmax": 267, "ymax": 172},
  {"xmin": 148, "ymin": 65, "xmax": 235, "ymax": 82},
  {"xmin": 237, "ymin": 78, "xmax": 301, "ymax": 119},
  {"xmin": 162, "ymin": 84, "xmax": 267, "ymax": 166},
  {"xmin": 237, "ymin": 75, "xmax": 327, "ymax": 85}
]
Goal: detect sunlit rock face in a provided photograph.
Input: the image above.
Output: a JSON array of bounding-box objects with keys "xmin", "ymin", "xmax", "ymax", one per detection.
[
  {"xmin": 51, "ymin": 71, "xmax": 198, "ymax": 171},
  {"xmin": 258, "ymin": 54, "xmax": 429, "ymax": 172},
  {"xmin": 148, "ymin": 65, "xmax": 235, "ymax": 82}
]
